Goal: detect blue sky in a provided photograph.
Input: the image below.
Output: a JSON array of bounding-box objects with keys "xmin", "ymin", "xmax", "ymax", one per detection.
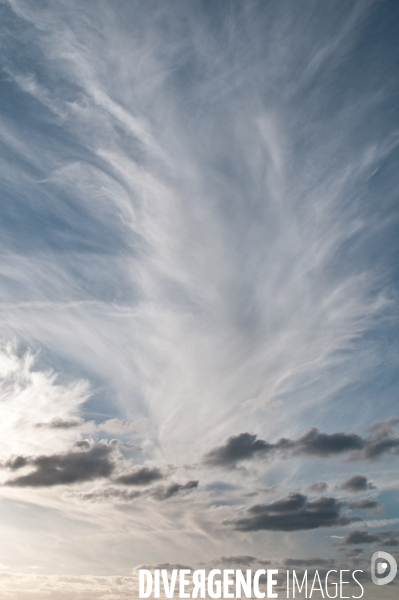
[{"xmin": 0, "ymin": 1, "xmax": 399, "ymax": 598}]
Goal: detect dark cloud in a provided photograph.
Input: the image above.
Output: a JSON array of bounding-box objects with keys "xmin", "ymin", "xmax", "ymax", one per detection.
[
  {"xmin": 283, "ymin": 558, "xmax": 330, "ymax": 567},
  {"xmin": 76, "ymin": 487, "xmax": 143, "ymax": 502},
  {"xmin": 227, "ymin": 493, "xmax": 359, "ymax": 532},
  {"xmin": 4, "ymin": 442, "xmax": 116, "ymax": 487},
  {"xmin": 36, "ymin": 417, "xmax": 83, "ymax": 429},
  {"xmin": 340, "ymin": 531, "xmax": 379, "ymax": 545},
  {"xmin": 340, "ymin": 529, "xmax": 399, "ymax": 546},
  {"xmin": 3, "ymin": 455, "xmax": 30, "ymax": 470},
  {"xmin": 348, "ymin": 498, "xmax": 382, "ymax": 512},
  {"xmin": 116, "ymin": 467, "xmax": 163, "ymax": 486},
  {"xmin": 219, "ymin": 555, "xmax": 259, "ymax": 566},
  {"xmin": 76, "ymin": 480, "xmax": 199, "ymax": 503},
  {"xmin": 307, "ymin": 481, "xmax": 328, "ymax": 493},
  {"xmin": 249, "ymin": 492, "xmax": 306, "ymax": 514},
  {"xmin": 217, "ymin": 556, "xmax": 333, "ymax": 569},
  {"xmin": 295, "ymin": 428, "xmax": 364, "ymax": 456},
  {"xmin": 135, "ymin": 563, "xmax": 192, "ymax": 571},
  {"xmin": 340, "ymin": 548, "xmax": 366, "ymax": 559},
  {"xmin": 203, "ymin": 433, "xmax": 271, "ymax": 468},
  {"xmin": 151, "ymin": 480, "xmax": 198, "ymax": 501},
  {"xmin": 75, "ymin": 440, "xmax": 91, "ymax": 450},
  {"xmin": 338, "ymin": 475, "xmax": 376, "ymax": 493},
  {"xmin": 204, "ymin": 420, "xmax": 399, "ymax": 468}
]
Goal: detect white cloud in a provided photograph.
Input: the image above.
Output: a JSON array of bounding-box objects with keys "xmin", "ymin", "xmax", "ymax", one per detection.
[
  {"xmin": 0, "ymin": 342, "xmax": 90, "ymax": 460},
  {"xmin": 0, "ymin": 0, "xmax": 398, "ymax": 581}
]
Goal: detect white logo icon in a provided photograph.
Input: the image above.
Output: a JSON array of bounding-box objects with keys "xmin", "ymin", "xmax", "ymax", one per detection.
[{"xmin": 371, "ymin": 551, "xmax": 397, "ymax": 585}]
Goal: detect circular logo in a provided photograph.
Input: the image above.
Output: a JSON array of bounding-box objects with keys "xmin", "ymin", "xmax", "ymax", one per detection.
[{"xmin": 371, "ymin": 551, "xmax": 397, "ymax": 586}]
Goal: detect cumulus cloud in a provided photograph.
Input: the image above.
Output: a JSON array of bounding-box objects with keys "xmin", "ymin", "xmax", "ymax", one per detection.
[
  {"xmin": 227, "ymin": 493, "xmax": 359, "ymax": 532},
  {"xmin": 340, "ymin": 529, "xmax": 399, "ymax": 546},
  {"xmin": 204, "ymin": 433, "xmax": 271, "ymax": 467},
  {"xmin": 116, "ymin": 466, "xmax": 163, "ymax": 486},
  {"xmin": 204, "ymin": 421, "xmax": 399, "ymax": 468},
  {"xmin": 338, "ymin": 475, "xmax": 376, "ymax": 493},
  {"xmin": 4, "ymin": 442, "xmax": 117, "ymax": 487}
]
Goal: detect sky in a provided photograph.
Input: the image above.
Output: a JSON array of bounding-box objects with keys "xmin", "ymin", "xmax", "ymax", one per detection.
[{"xmin": 0, "ymin": 0, "xmax": 399, "ymax": 598}]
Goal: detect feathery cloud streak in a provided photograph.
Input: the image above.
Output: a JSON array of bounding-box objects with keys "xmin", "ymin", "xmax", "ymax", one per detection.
[{"xmin": 0, "ymin": 0, "xmax": 399, "ymax": 590}]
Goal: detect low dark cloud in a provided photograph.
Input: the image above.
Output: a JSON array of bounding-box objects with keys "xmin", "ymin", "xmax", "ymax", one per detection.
[
  {"xmin": 4, "ymin": 442, "xmax": 117, "ymax": 487},
  {"xmin": 135, "ymin": 563, "xmax": 192, "ymax": 571},
  {"xmin": 219, "ymin": 555, "xmax": 259, "ymax": 566},
  {"xmin": 3, "ymin": 456, "xmax": 30, "ymax": 470},
  {"xmin": 76, "ymin": 487, "xmax": 143, "ymax": 502},
  {"xmin": 282, "ymin": 558, "xmax": 330, "ymax": 567},
  {"xmin": 227, "ymin": 493, "xmax": 359, "ymax": 532},
  {"xmin": 295, "ymin": 429, "xmax": 364, "ymax": 456},
  {"xmin": 36, "ymin": 417, "xmax": 83, "ymax": 429},
  {"xmin": 338, "ymin": 475, "xmax": 376, "ymax": 493},
  {"xmin": 204, "ymin": 420, "xmax": 399, "ymax": 468},
  {"xmin": 340, "ymin": 547, "xmax": 366, "ymax": 560},
  {"xmin": 348, "ymin": 498, "xmax": 382, "ymax": 512},
  {"xmin": 340, "ymin": 529, "xmax": 399, "ymax": 546},
  {"xmin": 116, "ymin": 467, "xmax": 163, "ymax": 486},
  {"xmin": 75, "ymin": 480, "xmax": 199, "ymax": 503},
  {"xmin": 151, "ymin": 480, "xmax": 198, "ymax": 501},
  {"xmin": 204, "ymin": 433, "xmax": 271, "ymax": 467},
  {"xmin": 344, "ymin": 548, "xmax": 364, "ymax": 556}
]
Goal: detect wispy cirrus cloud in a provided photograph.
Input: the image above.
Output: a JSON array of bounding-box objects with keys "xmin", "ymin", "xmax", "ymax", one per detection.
[{"xmin": 0, "ymin": 0, "xmax": 399, "ymax": 586}]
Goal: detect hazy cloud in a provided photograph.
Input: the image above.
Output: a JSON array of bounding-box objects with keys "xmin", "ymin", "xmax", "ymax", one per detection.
[
  {"xmin": 348, "ymin": 498, "xmax": 382, "ymax": 512},
  {"xmin": 151, "ymin": 480, "xmax": 199, "ymax": 501},
  {"xmin": 72, "ymin": 480, "xmax": 198, "ymax": 503},
  {"xmin": 340, "ymin": 529, "xmax": 399, "ymax": 546},
  {"xmin": 307, "ymin": 482, "xmax": 328, "ymax": 493}
]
